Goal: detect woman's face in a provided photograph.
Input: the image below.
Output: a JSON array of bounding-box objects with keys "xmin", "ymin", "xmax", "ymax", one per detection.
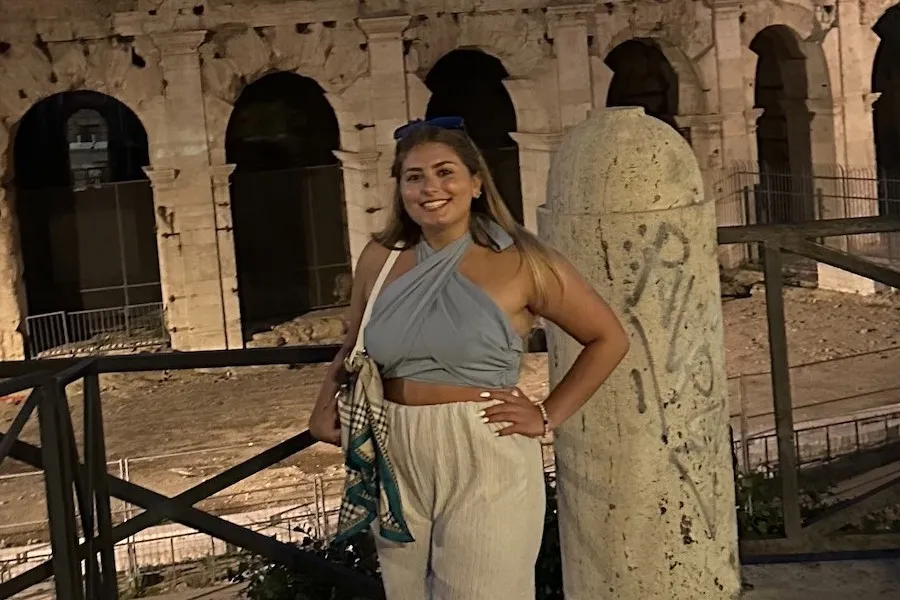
[{"xmin": 398, "ymin": 141, "xmax": 482, "ymax": 232}]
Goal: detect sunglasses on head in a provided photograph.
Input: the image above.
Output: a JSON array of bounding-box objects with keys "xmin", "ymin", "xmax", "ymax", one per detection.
[{"xmin": 393, "ymin": 116, "xmax": 467, "ymax": 140}]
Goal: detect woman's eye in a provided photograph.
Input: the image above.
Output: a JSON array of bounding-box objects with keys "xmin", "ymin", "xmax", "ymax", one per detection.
[
  {"xmin": 405, "ymin": 173, "xmax": 421, "ymax": 182},
  {"xmin": 437, "ymin": 168, "xmax": 453, "ymax": 177}
]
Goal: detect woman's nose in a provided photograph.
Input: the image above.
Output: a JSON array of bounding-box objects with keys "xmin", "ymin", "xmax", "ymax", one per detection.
[{"xmin": 422, "ymin": 174, "xmax": 441, "ymax": 194}]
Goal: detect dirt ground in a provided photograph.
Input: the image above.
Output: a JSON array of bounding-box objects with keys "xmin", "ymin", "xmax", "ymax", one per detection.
[{"xmin": 0, "ymin": 282, "xmax": 899, "ymax": 543}]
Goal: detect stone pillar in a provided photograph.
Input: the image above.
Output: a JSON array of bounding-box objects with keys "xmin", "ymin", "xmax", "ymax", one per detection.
[
  {"xmin": 712, "ymin": 1, "xmax": 753, "ymax": 267},
  {"xmin": 509, "ymin": 132, "xmax": 564, "ymax": 233},
  {"xmin": 148, "ymin": 31, "xmax": 232, "ymax": 351},
  {"xmin": 538, "ymin": 107, "xmax": 740, "ymax": 599},
  {"xmin": 712, "ymin": 1, "xmax": 752, "ymax": 167},
  {"xmin": 333, "ymin": 150, "xmax": 382, "ymax": 267},
  {"xmin": 355, "ymin": 15, "xmax": 412, "ymax": 267},
  {"xmin": 834, "ymin": 0, "xmax": 878, "ymax": 170},
  {"xmin": 547, "ymin": 4, "xmax": 594, "ymax": 129},
  {"xmin": 0, "ymin": 123, "xmax": 24, "ymax": 359},
  {"xmin": 209, "ymin": 164, "xmax": 243, "ymax": 349}
]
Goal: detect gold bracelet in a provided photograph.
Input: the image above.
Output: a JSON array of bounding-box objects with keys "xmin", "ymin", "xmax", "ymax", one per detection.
[{"xmin": 537, "ymin": 402, "xmax": 551, "ymax": 437}]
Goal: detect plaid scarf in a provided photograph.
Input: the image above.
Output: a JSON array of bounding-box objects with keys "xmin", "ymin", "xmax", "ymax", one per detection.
[{"xmin": 333, "ymin": 350, "xmax": 414, "ymax": 544}]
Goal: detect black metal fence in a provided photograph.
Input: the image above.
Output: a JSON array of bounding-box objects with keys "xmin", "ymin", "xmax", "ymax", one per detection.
[
  {"xmin": 716, "ymin": 162, "xmax": 900, "ymax": 268},
  {"xmin": 0, "ymin": 347, "xmax": 384, "ymax": 600},
  {"xmin": 719, "ymin": 213, "xmax": 900, "ymax": 555}
]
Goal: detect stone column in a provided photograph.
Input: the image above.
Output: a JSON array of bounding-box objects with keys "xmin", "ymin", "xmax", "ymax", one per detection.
[
  {"xmin": 509, "ymin": 132, "xmax": 563, "ymax": 233},
  {"xmin": 712, "ymin": 0, "xmax": 752, "ymax": 167},
  {"xmin": 148, "ymin": 31, "xmax": 232, "ymax": 351},
  {"xmin": 209, "ymin": 164, "xmax": 243, "ymax": 349},
  {"xmin": 834, "ymin": 0, "xmax": 878, "ymax": 170},
  {"xmin": 538, "ymin": 107, "xmax": 740, "ymax": 599},
  {"xmin": 547, "ymin": 4, "xmax": 594, "ymax": 129},
  {"xmin": 354, "ymin": 15, "xmax": 411, "ymax": 266},
  {"xmin": 712, "ymin": 1, "xmax": 754, "ymax": 268},
  {"xmin": 333, "ymin": 150, "xmax": 382, "ymax": 267}
]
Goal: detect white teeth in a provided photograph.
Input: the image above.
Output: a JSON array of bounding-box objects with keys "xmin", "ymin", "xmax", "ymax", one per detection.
[{"xmin": 421, "ymin": 199, "xmax": 449, "ymax": 210}]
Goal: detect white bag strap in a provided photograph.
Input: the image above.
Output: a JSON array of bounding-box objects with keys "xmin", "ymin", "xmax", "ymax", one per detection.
[{"xmin": 351, "ymin": 246, "xmax": 402, "ymax": 357}]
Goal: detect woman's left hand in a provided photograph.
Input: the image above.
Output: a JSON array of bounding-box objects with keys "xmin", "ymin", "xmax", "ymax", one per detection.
[{"xmin": 479, "ymin": 388, "xmax": 548, "ymax": 438}]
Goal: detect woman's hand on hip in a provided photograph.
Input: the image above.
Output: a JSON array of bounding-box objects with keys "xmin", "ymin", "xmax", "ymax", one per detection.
[
  {"xmin": 478, "ymin": 388, "xmax": 547, "ymax": 438},
  {"xmin": 308, "ymin": 395, "xmax": 341, "ymax": 447}
]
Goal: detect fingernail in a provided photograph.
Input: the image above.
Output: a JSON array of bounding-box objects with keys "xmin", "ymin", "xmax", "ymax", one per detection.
[
  {"xmin": 479, "ymin": 391, "xmax": 491, "ymax": 398},
  {"xmin": 476, "ymin": 410, "xmax": 486, "ymax": 417},
  {"xmin": 512, "ymin": 389, "xmax": 519, "ymax": 397},
  {"xmin": 482, "ymin": 417, "xmax": 490, "ymax": 423},
  {"xmin": 493, "ymin": 431, "xmax": 500, "ymax": 437}
]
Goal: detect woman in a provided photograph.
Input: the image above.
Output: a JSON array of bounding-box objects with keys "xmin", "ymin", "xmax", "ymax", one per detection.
[{"xmin": 308, "ymin": 116, "xmax": 630, "ymax": 599}]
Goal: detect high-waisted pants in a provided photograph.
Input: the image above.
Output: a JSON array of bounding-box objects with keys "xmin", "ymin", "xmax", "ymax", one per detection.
[{"xmin": 374, "ymin": 399, "xmax": 546, "ymax": 600}]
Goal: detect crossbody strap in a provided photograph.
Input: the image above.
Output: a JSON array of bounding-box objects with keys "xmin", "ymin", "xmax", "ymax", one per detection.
[{"xmin": 351, "ymin": 246, "xmax": 402, "ymax": 357}]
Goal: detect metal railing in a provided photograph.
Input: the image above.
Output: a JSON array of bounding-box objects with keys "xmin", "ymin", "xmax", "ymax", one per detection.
[
  {"xmin": 0, "ymin": 347, "xmax": 384, "ymax": 600},
  {"xmin": 733, "ymin": 411, "xmax": 900, "ymax": 473},
  {"xmin": 25, "ymin": 301, "xmax": 167, "ymax": 358},
  {"xmin": 719, "ymin": 210, "xmax": 900, "ymax": 554},
  {"xmin": 715, "ymin": 162, "xmax": 900, "ymax": 268}
]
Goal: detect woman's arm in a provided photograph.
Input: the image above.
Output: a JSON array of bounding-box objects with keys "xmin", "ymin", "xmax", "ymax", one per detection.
[
  {"xmin": 532, "ymin": 250, "xmax": 630, "ymax": 430},
  {"xmin": 307, "ymin": 240, "xmax": 386, "ymax": 443}
]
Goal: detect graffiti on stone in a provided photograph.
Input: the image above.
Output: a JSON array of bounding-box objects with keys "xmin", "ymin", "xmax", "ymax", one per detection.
[{"xmin": 623, "ymin": 221, "xmax": 725, "ymax": 539}]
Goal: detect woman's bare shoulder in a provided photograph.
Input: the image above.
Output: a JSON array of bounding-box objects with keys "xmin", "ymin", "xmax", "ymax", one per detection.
[{"xmin": 355, "ymin": 239, "xmax": 394, "ymax": 288}]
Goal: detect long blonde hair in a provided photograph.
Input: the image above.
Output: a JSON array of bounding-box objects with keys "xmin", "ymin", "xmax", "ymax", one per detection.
[{"xmin": 373, "ymin": 125, "xmax": 562, "ymax": 307}]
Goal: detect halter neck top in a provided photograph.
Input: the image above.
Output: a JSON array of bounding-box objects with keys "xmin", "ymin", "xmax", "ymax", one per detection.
[{"xmin": 364, "ymin": 220, "xmax": 524, "ymax": 389}]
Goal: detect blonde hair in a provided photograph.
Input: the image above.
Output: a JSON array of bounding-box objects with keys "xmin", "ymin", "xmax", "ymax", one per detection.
[{"xmin": 373, "ymin": 125, "xmax": 562, "ymax": 307}]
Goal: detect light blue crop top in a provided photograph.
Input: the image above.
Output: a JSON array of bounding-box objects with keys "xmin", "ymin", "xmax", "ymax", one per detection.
[{"xmin": 364, "ymin": 219, "xmax": 523, "ymax": 389}]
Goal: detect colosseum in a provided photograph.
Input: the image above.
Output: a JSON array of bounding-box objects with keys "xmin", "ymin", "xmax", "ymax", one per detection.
[{"xmin": 0, "ymin": 0, "xmax": 896, "ymax": 358}]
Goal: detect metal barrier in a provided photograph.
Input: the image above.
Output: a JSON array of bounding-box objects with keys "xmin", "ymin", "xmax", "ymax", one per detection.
[
  {"xmin": 0, "ymin": 346, "xmax": 384, "ymax": 600},
  {"xmin": 25, "ymin": 302, "xmax": 168, "ymax": 358},
  {"xmin": 733, "ymin": 411, "xmax": 900, "ymax": 473}
]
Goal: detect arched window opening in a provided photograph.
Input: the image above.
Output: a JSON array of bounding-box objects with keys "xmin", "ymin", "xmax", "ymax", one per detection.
[
  {"xmin": 14, "ymin": 91, "xmax": 163, "ymax": 357},
  {"xmin": 225, "ymin": 71, "xmax": 350, "ymax": 338},
  {"xmin": 425, "ymin": 49, "xmax": 524, "ymax": 224},
  {"xmin": 605, "ymin": 39, "xmax": 679, "ymax": 130},
  {"xmin": 873, "ymin": 6, "xmax": 900, "ymax": 217},
  {"xmin": 66, "ymin": 108, "xmax": 110, "ymax": 189},
  {"xmin": 750, "ymin": 25, "xmax": 815, "ymax": 225}
]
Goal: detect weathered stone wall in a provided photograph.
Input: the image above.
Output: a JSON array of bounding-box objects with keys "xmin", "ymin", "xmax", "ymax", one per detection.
[{"xmin": 0, "ymin": 0, "xmax": 892, "ymax": 357}]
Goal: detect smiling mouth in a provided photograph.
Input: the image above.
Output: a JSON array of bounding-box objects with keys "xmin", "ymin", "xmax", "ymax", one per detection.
[{"xmin": 420, "ymin": 199, "xmax": 450, "ymax": 211}]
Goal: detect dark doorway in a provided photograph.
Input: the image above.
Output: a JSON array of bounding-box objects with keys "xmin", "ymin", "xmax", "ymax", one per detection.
[
  {"xmin": 425, "ymin": 49, "xmax": 524, "ymax": 224},
  {"xmin": 873, "ymin": 7, "xmax": 900, "ymax": 217},
  {"xmin": 750, "ymin": 26, "xmax": 815, "ymax": 225},
  {"xmin": 14, "ymin": 91, "xmax": 163, "ymax": 356},
  {"xmin": 605, "ymin": 39, "xmax": 680, "ymax": 131},
  {"xmin": 226, "ymin": 71, "xmax": 350, "ymax": 337}
]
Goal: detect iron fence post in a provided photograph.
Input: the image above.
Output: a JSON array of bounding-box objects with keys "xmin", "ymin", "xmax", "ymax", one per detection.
[
  {"xmin": 85, "ymin": 371, "xmax": 118, "ymax": 599},
  {"xmin": 762, "ymin": 242, "xmax": 803, "ymax": 538},
  {"xmin": 38, "ymin": 383, "xmax": 84, "ymax": 600}
]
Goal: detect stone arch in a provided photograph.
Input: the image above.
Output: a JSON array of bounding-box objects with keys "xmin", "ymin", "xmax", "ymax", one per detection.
[
  {"xmin": 424, "ymin": 48, "xmax": 524, "ymax": 223},
  {"xmin": 872, "ymin": 4, "xmax": 900, "ymax": 215},
  {"xmin": 0, "ymin": 38, "xmax": 164, "ymax": 161},
  {"xmin": 741, "ymin": 7, "xmax": 833, "ymax": 104},
  {"xmin": 12, "ymin": 90, "xmax": 161, "ymax": 355},
  {"xmin": 864, "ymin": 0, "xmax": 900, "ymax": 27},
  {"xmin": 405, "ymin": 12, "xmax": 550, "ymax": 81},
  {"xmin": 199, "ymin": 24, "xmax": 369, "ymax": 160},
  {"xmin": 599, "ymin": 30, "xmax": 708, "ymax": 117},
  {"xmin": 748, "ymin": 24, "xmax": 837, "ymax": 224},
  {"xmin": 604, "ymin": 39, "xmax": 680, "ymax": 131},
  {"xmin": 225, "ymin": 70, "xmax": 351, "ymax": 337}
]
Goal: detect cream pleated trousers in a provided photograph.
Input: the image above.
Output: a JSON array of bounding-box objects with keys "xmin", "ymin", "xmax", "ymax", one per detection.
[{"xmin": 374, "ymin": 399, "xmax": 546, "ymax": 600}]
